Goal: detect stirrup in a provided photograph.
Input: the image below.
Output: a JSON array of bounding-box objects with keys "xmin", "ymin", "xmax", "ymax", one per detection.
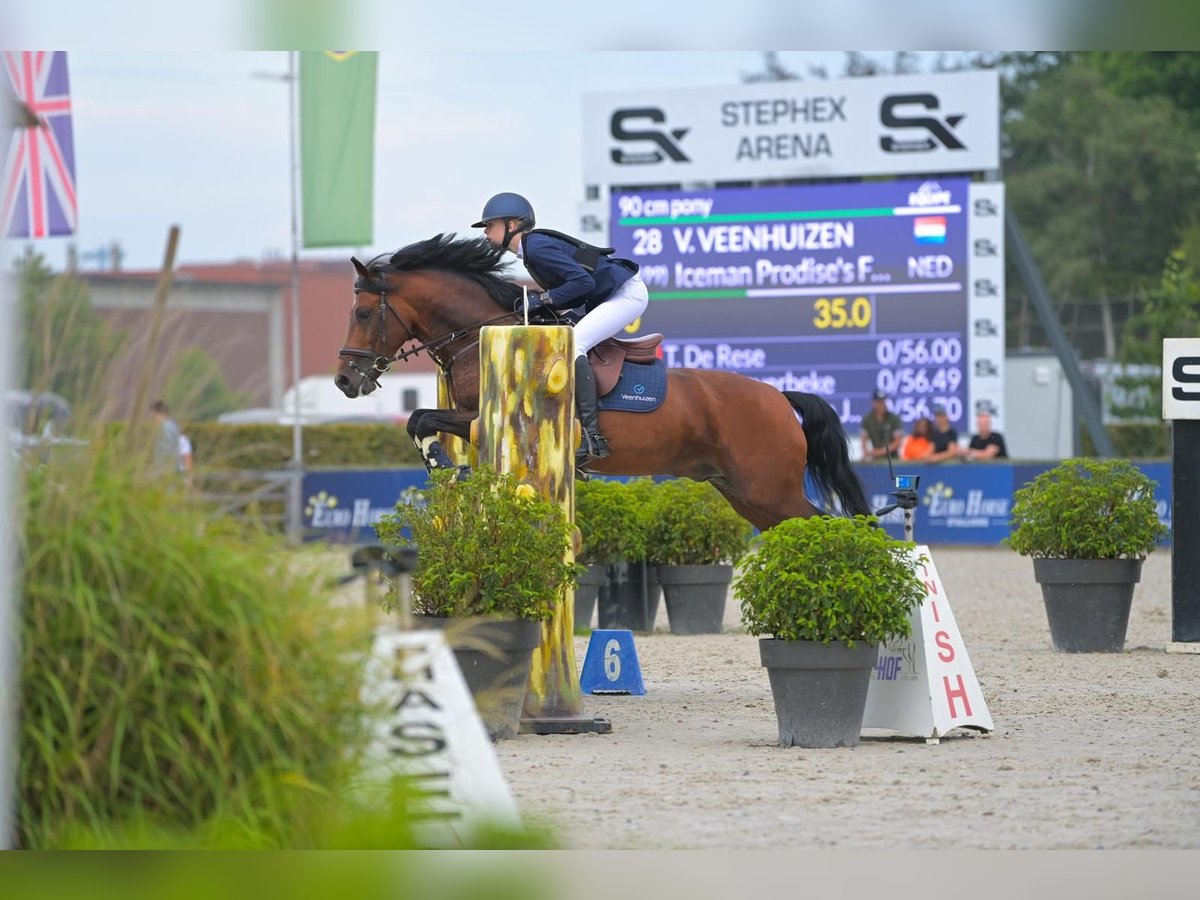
[{"xmin": 576, "ymin": 431, "xmax": 610, "ymax": 463}]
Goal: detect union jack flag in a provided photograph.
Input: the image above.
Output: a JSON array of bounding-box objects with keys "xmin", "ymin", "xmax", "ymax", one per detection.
[{"xmin": 2, "ymin": 51, "xmax": 77, "ymax": 238}]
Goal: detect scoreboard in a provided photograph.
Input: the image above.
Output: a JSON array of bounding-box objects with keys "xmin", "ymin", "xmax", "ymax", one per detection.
[{"xmin": 609, "ymin": 178, "xmax": 982, "ymax": 429}]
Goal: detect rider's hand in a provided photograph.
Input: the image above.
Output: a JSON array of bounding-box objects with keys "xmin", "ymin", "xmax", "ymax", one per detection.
[{"xmin": 513, "ymin": 292, "xmax": 549, "ymax": 313}]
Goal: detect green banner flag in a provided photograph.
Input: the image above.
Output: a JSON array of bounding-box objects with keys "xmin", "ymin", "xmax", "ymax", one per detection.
[{"xmin": 299, "ymin": 51, "xmax": 377, "ymax": 248}]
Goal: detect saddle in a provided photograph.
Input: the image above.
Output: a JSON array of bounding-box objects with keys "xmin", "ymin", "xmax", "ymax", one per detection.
[{"xmin": 587, "ymin": 333, "xmax": 664, "ymax": 397}]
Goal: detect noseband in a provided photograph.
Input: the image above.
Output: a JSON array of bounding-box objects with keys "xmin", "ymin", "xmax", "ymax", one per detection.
[{"xmin": 337, "ymin": 279, "xmax": 418, "ymax": 394}]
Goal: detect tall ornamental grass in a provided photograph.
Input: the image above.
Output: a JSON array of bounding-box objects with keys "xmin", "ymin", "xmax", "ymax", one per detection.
[{"xmin": 16, "ymin": 445, "xmax": 372, "ymax": 848}]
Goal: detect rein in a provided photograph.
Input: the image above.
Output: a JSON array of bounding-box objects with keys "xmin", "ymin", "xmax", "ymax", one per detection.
[{"xmin": 337, "ymin": 277, "xmax": 521, "ymax": 392}]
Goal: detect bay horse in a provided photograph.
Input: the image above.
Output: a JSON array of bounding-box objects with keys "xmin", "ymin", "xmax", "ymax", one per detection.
[{"xmin": 334, "ymin": 233, "xmax": 869, "ymax": 530}]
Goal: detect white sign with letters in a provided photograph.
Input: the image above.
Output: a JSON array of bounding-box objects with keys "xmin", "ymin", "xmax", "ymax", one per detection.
[
  {"xmin": 862, "ymin": 546, "xmax": 993, "ymax": 741},
  {"xmin": 360, "ymin": 629, "xmax": 522, "ymax": 845},
  {"xmin": 583, "ymin": 70, "xmax": 999, "ymax": 186},
  {"xmin": 1163, "ymin": 338, "xmax": 1200, "ymax": 420}
]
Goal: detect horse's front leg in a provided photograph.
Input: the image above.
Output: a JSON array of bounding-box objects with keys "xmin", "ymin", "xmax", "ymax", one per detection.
[{"xmin": 407, "ymin": 408, "xmax": 477, "ymax": 475}]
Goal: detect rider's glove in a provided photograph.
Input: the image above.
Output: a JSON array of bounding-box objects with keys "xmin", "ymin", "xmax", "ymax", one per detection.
[{"xmin": 514, "ymin": 291, "xmax": 550, "ymax": 314}]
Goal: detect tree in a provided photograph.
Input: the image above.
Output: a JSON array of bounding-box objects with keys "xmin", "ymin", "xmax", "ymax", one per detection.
[
  {"xmin": 162, "ymin": 346, "xmax": 249, "ymax": 421},
  {"xmin": 1004, "ymin": 60, "xmax": 1200, "ymax": 358},
  {"xmin": 14, "ymin": 248, "xmax": 125, "ymax": 412},
  {"xmin": 1088, "ymin": 51, "xmax": 1200, "ymax": 122}
]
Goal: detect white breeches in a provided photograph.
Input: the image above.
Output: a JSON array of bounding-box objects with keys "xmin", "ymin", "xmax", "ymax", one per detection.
[{"xmin": 572, "ymin": 272, "xmax": 650, "ymax": 358}]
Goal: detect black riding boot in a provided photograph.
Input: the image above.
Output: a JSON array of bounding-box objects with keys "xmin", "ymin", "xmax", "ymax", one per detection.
[{"xmin": 574, "ymin": 356, "xmax": 610, "ymax": 465}]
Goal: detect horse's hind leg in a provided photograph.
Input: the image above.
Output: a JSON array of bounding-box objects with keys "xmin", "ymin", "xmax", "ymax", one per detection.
[
  {"xmin": 407, "ymin": 408, "xmax": 475, "ymax": 474},
  {"xmin": 708, "ymin": 473, "xmax": 822, "ymax": 531}
]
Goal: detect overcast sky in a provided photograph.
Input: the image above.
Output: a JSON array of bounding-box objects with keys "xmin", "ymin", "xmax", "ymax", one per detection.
[{"xmin": 11, "ymin": 51, "xmax": 875, "ymax": 272}]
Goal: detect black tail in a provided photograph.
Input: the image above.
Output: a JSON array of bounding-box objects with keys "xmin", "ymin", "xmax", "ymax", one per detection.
[{"xmin": 783, "ymin": 392, "xmax": 871, "ymax": 517}]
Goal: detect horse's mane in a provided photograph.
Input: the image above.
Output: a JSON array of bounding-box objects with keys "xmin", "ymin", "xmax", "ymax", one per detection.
[{"xmin": 366, "ymin": 233, "xmax": 521, "ymax": 310}]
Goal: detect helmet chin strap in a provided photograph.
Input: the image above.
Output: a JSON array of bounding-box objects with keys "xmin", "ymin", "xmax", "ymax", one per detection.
[{"xmin": 501, "ymin": 220, "xmax": 521, "ymax": 252}]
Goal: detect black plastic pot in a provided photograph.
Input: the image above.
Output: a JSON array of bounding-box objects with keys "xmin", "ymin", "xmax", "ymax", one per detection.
[
  {"xmin": 413, "ymin": 616, "xmax": 542, "ymax": 739},
  {"xmin": 1032, "ymin": 558, "xmax": 1142, "ymax": 652},
  {"xmin": 659, "ymin": 564, "xmax": 733, "ymax": 635},
  {"xmin": 597, "ymin": 561, "xmax": 661, "ymax": 632},
  {"xmin": 574, "ymin": 563, "xmax": 606, "ymax": 631},
  {"xmin": 759, "ymin": 638, "xmax": 879, "ymax": 748}
]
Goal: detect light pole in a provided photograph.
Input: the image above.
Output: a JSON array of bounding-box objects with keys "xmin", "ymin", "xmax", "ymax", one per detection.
[{"xmin": 254, "ymin": 53, "xmax": 304, "ymax": 543}]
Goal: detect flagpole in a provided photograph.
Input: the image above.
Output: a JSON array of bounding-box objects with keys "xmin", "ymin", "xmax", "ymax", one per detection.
[{"xmin": 287, "ymin": 50, "xmax": 304, "ymax": 544}]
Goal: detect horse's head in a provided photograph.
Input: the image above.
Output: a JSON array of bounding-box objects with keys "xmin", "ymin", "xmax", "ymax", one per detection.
[
  {"xmin": 335, "ymin": 234, "xmax": 523, "ymax": 398},
  {"xmin": 335, "ymin": 256, "xmax": 409, "ymax": 397}
]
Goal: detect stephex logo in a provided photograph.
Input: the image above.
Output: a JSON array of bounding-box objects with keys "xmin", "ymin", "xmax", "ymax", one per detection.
[
  {"xmin": 880, "ymin": 93, "xmax": 966, "ymax": 154},
  {"xmin": 907, "ymin": 181, "xmax": 953, "ymax": 207},
  {"xmin": 973, "ymin": 317, "xmax": 999, "ymax": 337},
  {"xmin": 974, "ymin": 358, "xmax": 999, "ymax": 378},
  {"xmin": 610, "ymin": 107, "xmax": 691, "ymax": 165},
  {"xmin": 1172, "ymin": 355, "xmax": 1200, "ymax": 401},
  {"xmin": 973, "ymin": 197, "xmax": 998, "ymax": 216},
  {"xmin": 973, "ymin": 278, "xmax": 999, "ymax": 298}
]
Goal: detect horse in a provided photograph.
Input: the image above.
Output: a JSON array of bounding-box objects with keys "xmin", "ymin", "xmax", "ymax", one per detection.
[{"xmin": 334, "ymin": 233, "xmax": 870, "ymax": 530}]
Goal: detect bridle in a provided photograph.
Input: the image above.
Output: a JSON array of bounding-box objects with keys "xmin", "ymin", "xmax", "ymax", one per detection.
[{"xmin": 337, "ymin": 274, "xmax": 525, "ymax": 394}]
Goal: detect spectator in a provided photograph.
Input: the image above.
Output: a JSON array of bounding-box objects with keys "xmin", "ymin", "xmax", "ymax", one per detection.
[
  {"xmin": 860, "ymin": 391, "xmax": 902, "ymax": 461},
  {"xmin": 928, "ymin": 407, "xmax": 961, "ymax": 463},
  {"xmin": 150, "ymin": 400, "xmax": 182, "ymax": 477},
  {"xmin": 963, "ymin": 411, "xmax": 1008, "ymax": 460},
  {"xmin": 179, "ymin": 430, "xmax": 194, "ymax": 490},
  {"xmin": 900, "ymin": 417, "xmax": 934, "ymax": 461}
]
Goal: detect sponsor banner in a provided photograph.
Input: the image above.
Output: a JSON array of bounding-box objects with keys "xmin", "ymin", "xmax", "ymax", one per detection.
[
  {"xmin": 301, "ymin": 464, "xmax": 1173, "ymax": 547},
  {"xmin": 303, "ymin": 468, "xmax": 427, "ymax": 542},
  {"xmin": 863, "ymin": 464, "xmax": 1012, "ymax": 544},
  {"xmin": 862, "ymin": 461, "xmax": 1173, "ymax": 545},
  {"xmin": 584, "ymin": 69, "xmax": 999, "ymax": 186}
]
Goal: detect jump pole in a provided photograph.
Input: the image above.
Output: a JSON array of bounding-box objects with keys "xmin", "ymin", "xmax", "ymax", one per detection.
[{"xmin": 475, "ymin": 324, "xmax": 611, "ymax": 734}]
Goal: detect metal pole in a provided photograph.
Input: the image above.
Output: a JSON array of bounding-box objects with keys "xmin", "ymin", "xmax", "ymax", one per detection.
[
  {"xmin": 1, "ymin": 249, "xmax": 17, "ymax": 848},
  {"xmin": 287, "ymin": 51, "xmax": 304, "ymax": 543},
  {"xmin": 1006, "ymin": 206, "xmax": 1116, "ymax": 458}
]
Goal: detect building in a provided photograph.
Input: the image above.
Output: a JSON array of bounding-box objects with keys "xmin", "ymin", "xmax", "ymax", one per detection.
[{"xmin": 81, "ymin": 256, "xmax": 445, "ymax": 418}]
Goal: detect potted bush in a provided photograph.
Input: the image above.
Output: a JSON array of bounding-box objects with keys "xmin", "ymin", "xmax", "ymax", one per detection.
[
  {"xmin": 646, "ymin": 478, "xmax": 754, "ymax": 634},
  {"xmin": 1005, "ymin": 457, "xmax": 1168, "ymax": 653},
  {"xmin": 735, "ymin": 515, "xmax": 925, "ymax": 748},
  {"xmin": 576, "ymin": 478, "xmax": 659, "ymax": 632},
  {"xmin": 374, "ymin": 465, "xmax": 581, "ymax": 738}
]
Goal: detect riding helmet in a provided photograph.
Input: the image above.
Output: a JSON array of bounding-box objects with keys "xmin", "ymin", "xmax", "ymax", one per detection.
[{"xmin": 472, "ymin": 192, "xmax": 535, "ymax": 230}]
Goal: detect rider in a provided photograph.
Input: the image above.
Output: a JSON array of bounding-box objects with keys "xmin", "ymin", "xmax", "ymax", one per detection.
[{"xmin": 473, "ymin": 192, "xmax": 649, "ymax": 465}]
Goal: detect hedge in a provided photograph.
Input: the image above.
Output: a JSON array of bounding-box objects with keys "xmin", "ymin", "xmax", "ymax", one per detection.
[{"xmin": 185, "ymin": 423, "xmax": 425, "ymax": 470}]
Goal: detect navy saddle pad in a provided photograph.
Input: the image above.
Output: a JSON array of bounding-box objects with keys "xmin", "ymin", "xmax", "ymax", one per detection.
[{"xmin": 597, "ymin": 358, "xmax": 667, "ymax": 413}]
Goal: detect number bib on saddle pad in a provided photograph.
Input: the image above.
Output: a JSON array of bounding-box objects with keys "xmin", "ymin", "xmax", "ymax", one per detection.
[{"xmin": 596, "ymin": 358, "xmax": 667, "ymax": 413}]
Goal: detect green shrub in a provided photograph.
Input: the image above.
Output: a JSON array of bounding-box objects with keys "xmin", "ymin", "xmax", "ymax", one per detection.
[
  {"xmin": 16, "ymin": 445, "xmax": 373, "ymax": 848},
  {"xmin": 574, "ymin": 478, "xmax": 653, "ymax": 564},
  {"xmin": 374, "ymin": 466, "xmax": 580, "ymax": 620},
  {"xmin": 736, "ymin": 516, "xmax": 924, "ymax": 646},
  {"xmin": 1005, "ymin": 457, "xmax": 1167, "ymax": 559},
  {"xmin": 645, "ymin": 478, "xmax": 753, "ymax": 566}
]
